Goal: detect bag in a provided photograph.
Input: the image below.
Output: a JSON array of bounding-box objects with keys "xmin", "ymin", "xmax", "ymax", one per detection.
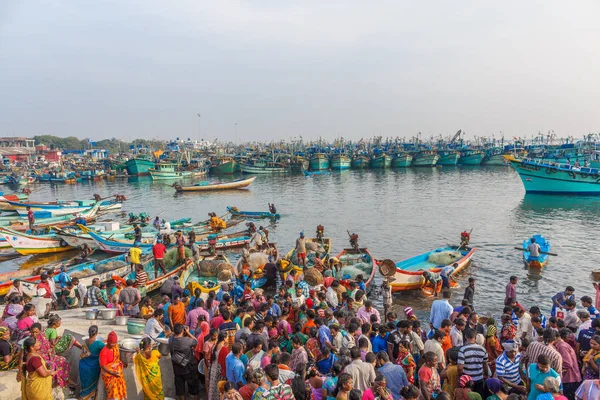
[{"xmin": 171, "ymin": 350, "xmax": 190, "ymax": 368}]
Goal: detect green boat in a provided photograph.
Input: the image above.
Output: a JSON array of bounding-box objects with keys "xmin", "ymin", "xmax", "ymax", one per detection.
[
  {"xmin": 412, "ymin": 151, "xmax": 440, "ymax": 167},
  {"xmin": 330, "ymin": 154, "xmax": 351, "ymax": 170},
  {"xmin": 149, "ymin": 163, "xmax": 193, "ymax": 180},
  {"xmin": 210, "ymin": 157, "xmax": 238, "ymax": 174},
  {"xmin": 309, "ymin": 153, "xmax": 330, "ymax": 171},
  {"xmin": 437, "ymin": 151, "xmax": 460, "ymax": 166},
  {"xmin": 458, "ymin": 150, "xmax": 485, "ymax": 165},
  {"xmin": 391, "ymin": 153, "xmax": 413, "ymax": 168},
  {"xmin": 351, "ymin": 154, "xmax": 370, "ymax": 169},
  {"xmin": 370, "ymin": 153, "xmax": 392, "ymax": 169},
  {"xmin": 125, "ymin": 157, "xmax": 156, "ymax": 176}
]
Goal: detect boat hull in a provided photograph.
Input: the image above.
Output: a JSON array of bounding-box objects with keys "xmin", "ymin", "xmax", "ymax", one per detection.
[
  {"xmin": 0, "ymin": 228, "xmax": 74, "ymax": 255},
  {"xmin": 330, "ymin": 156, "xmax": 351, "ymax": 170},
  {"xmin": 390, "ymin": 246, "xmax": 475, "ymax": 292},
  {"xmin": 149, "ymin": 170, "xmax": 192, "ymax": 180},
  {"xmin": 370, "ymin": 155, "xmax": 392, "ymax": 169},
  {"xmin": 508, "ymin": 157, "xmax": 600, "ymax": 194},
  {"xmin": 309, "ymin": 155, "xmax": 330, "ymax": 171},
  {"xmin": 210, "ymin": 160, "xmax": 238, "ymax": 175},
  {"xmin": 391, "ymin": 154, "xmax": 413, "ymax": 168},
  {"xmin": 483, "ymin": 154, "xmax": 506, "ymax": 166},
  {"xmin": 459, "ymin": 152, "xmax": 484, "ymax": 165},
  {"xmin": 239, "ymin": 164, "xmax": 287, "ymax": 174},
  {"xmin": 227, "ymin": 207, "xmax": 280, "ymax": 219},
  {"xmin": 437, "ymin": 153, "xmax": 460, "ymax": 166},
  {"xmin": 412, "ymin": 154, "xmax": 440, "ymax": 167},
  {"xmin": 175, "ymin": 177, "xmax": 256, "ymax": 192},
  {"xmin": 125, "ymin": 159, "xmax": 155, "ymax": 176}
]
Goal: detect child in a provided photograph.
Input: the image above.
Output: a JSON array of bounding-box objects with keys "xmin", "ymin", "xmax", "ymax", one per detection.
[{"xmin": 453, "ymin": 374, "xmax": 482, "ymax": 400}]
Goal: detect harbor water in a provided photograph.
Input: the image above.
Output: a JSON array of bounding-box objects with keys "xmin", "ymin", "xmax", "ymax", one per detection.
[{"xmin": 2, "ymin": 166, "xmax": 597, "ymax": 319}]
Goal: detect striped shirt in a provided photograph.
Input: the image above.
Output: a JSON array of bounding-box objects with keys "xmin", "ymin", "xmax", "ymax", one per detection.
[
  {"xmin": 135, "ymin": 270, "xmax": 148, "ymax": 286},
  {"xmin": 523, "ymin": 341, "xmax": 562, "ymax": 376},
  {"xmin": 458, "ymin": 343, "xmax": 488, "ymax": 382},
  {"xmin": 495, "ymin": 352, "xmax": 522, "ymax": 384}
]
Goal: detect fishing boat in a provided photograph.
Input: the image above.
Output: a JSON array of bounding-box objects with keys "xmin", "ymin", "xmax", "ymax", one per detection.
[
  {"xmin": 173, "ymin": 176, "xmax": 256, "ymax": 192},
  {"xmin": 390, "ymin": 246, "xmax": 476, "ymax": 292},
  {"xmin": 288, "ymin": 156, "xmax": 309, "ymax": 173},
  {"xmin": 330, "ymin": 154, "xmax": 351, "ymax": 170},
  {"xmin": 335, "ymin": 248, "xmax": 377, "ymax": 290},
  {"xmin": 185, "ymin": 254, "xmax": 233, "ymax": 297},
  {"xmin": 351, "ymin": 154, "xmax": 370, "ymax": 169},
  {"xmin": 240, "ymin": 159, "xmax": 287, "ymax": 174},
  {"xmin": 309, "ymin": 153, "xmax": 330, "ymax": 171},
  {"xmin": 522, "ymin": 234, "xmax": 551, "ymax": 269},
  {"xmin": 370, "ymin": 153, "xmax": 392, "ymax": 169},
  {"xmin": 7, "ymin": 198, "xmax": 118, "ymax": 217},
  {"xmin": 506, "ymin": 155, "xmax": 600, "ymax": 194},
  {"xmin": 391, "ymin": 153, "xmax": 413, "ymax": 168},
  {"xmin": 227, "ymin": 206, "xmax": 280, "ymax": 219},
  {"xmin": 411, "ymin": 151, "xmax": 440, "ymax": 167},
  {"xmin": 436, "ymin": 150, "xmax": 460, "ymax": 166},
  {"xmin": 483, "ymin": 147, "xmax": 506, "ymax": 165},
  {"xmin": 82, "ymin": 226, "xmax": 250, "ymax": 253},
  {"xmin": 149, "ymin": 163, "xmax": 193, "ymax": 180},
  {"xmin": 0, "ymin": 227, "xmax": 74, "ymax": 255},
  {"xmin": 210, "ymin": 157, "xmax": 238, "ymax": 174},
  {"xmin": 125, "ymin": 156, "xmax": 156, "ymax": 176},
  {"xmin": 458, "ymin": 149, "xmax": 485, "ymax": 165},
  {"xmin": 282, "ymin": 237, "xmax": 331, "ymax": 278},
  {"xmin": 3, "ymin": 202, "xmax": 102, "ymax": 230}
]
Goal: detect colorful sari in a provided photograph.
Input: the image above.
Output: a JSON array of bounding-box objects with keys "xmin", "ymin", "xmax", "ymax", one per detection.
[
  {"xmin": 100, "ymin": 346, "xmax": 127, "ymax": 400},
  {"xmin": 583, "ymin": 349, "xmax": 600, "ymax": 380},
  {"xmin": 396, "ymin": 349, "xmax": 416, "ymax": 384},
  {"xmin": 79, "ymin": 339, "xmax": 105, "ymax": 400},
  {"xmin": 24, "ymin": 355, "xmax": 53, "ymax": 400},
  {"xmin": 35, "ymin": 332, "xmax": 70, "ymax": 388},
  {"xmin": 134, "ymin": 349, "xmax": 164, "ymax": 400},
  {"xmin": 0, "ymin": 339, "xmax": 20, "ymax": 370}
]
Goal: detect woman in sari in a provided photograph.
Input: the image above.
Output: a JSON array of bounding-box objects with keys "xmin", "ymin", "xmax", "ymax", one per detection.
[
  {"xmin": 322, "ymin": 363, "xmax": 343, "ymax": 400},
  {"xmin": 194, "ymin": 320, "xmax": 210, "ymax": 361},
  {"xmin": 1, "ymin": 295, "xmax": 24, "ymax": 330},
  {"xmin": 209, "ymin": 332, "xmax": 228, "ymax": 400},
  {"xmin": 203, "ymin": 329, "xmax": 218, "ymax": 394},
  {"xmin": 306, "ymin": 328, "xmax": 322, "ymax": 364},
  {"xmin": 396, "ymin": 340, "xmax": 416, "ymax": 384},
  {"xmin": 29, "ymin": 323, "xmax": 71, "ymax": 388},
  {"xmin": 45, "ymin": 314, "xmax": 82, "ymax": 355},
  {"xmin": 79, "ymin": 325, "xmax": 105, "ymax": 400},
  {"xmin": 15, "ymin": 304, "xmax": 38, "ymax": 340},
  {"xmin": 134, "ymin": 337, "xmax": 164, "ymax": 400},
  {"xmin": 100, "ymin": 331, "xmax": 127, "ymax": 400},
  {"xmin": 484, "ymin": 319, "xmax": 502, "ymax": 375},
  {"xmin": 21, "ymin": 336, "xmax": 56, "ymax": 400},
  {"xmin": 582, "ymin": 335, "xmax": 600, "ymax": 380},
  {"xmin": 0, "ymin": 326, "xmax": 20, "ymax": 370}
]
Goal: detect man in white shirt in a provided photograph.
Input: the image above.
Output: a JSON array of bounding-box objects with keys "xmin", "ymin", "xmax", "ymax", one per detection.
[
  {"xmin": 423, "ymin": 330, "xmax": 447, "ymax": 369},
  {"xmin": 344, "ymin": 347, "xmax": 376, "ymax": 391},
  {"xmin": 144, "ymin": 309, "xmax": 170, "ymax": 338},
  {"xmin": 527, "ymin": 238, "xmax": 540, "ymax": 257},
  {"xmin": 514, "ymin": 307, "xmax": 533, "ymax": 342},
  {"xmin": 450, "ymin": 319, "xmax": 466, "ymax": 347}
]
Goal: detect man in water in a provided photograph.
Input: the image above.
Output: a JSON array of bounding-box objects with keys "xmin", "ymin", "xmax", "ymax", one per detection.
[
  {"xmin": 440, "ymin": 263, "xmax": 457, "ymax": 290},
  {"xmin": 527, "ymin": 237, "xmax": 540, "ymax": 259},
  {"xmin": 295, "ymin": 231, "xmax": 307, "ymax": 268},
  {"xmin": 505, "ymin": 276, "xmax": 518, "ymax": 305}
]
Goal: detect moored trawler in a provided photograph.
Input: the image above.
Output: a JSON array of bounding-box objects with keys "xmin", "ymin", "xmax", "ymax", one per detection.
[
  {"xmin": 436, "ymin": 150, "xmax": 460, "ymax": 166},
  {"xmin": 370, "ymin": 153, "xmax": 392, "ymax": 169},
  {"xmin": 351, "ymin": 154, "xmax": 370, "ymax": 169},
  {"xmin": 149, "ymin": 163, "xmax": 192, "ymax": 180},
  {"xmin": 506, "ymin": 155, "xmax": 600, "ymax": 194},
  {"xmin": 458, "ymin": 149, "xmax": 485, "ymax": 165},
  {"xmin": 125, "ymin": 157, "xmax": 155, "ymax": 176},
  {"xmin": 411, "ymin": 150, "xmax": 439, "ymax": 167},
  {"xmin": 309, "ymin": 153, "xmax": 330, "ymax": 171},
  {"xmin": 391, "ymin": 152, "xmax": 413, "ymax": 168},
  {"xmin": 330, "ymin": 154, "xmax": 351, "ymax": 170},
  {"xmin": 210, "ymin": 156, "xmax": 238, "ymax": 174}
]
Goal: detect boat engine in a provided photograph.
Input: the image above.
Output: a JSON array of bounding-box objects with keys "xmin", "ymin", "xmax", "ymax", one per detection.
[{"xmin": 316, "ymin": 225, "xmax": 325, "ymax": 241}]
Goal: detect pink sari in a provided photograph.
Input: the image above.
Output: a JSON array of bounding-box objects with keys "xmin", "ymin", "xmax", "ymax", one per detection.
[{"xmin": 36, "ymin": 332, "xmax": 70, "ymax": 388}]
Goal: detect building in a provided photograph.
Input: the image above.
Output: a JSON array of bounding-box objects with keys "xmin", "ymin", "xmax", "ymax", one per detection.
[{"xmin": 0, "ymin": 137, "xmax": 36, "ymax": 162}]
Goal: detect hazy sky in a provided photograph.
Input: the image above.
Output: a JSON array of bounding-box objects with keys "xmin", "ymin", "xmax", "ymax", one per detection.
[{"xmin": 1, "ymin": 1, "xmax": 599, "ymax": 142}]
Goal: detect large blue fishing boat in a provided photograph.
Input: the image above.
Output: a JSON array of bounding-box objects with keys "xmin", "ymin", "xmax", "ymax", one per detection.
[
  {"xmin": 351, "ymin": 154, "xmax": 370, "ymax": 169},
  {"xmin": 330, "ymin": 154, "xmax": 351, "ymax": 170},
  {"xmin": 436, "ymin": 150, "xmax": 460, "ymax": 166},
  {"xmin": 411, "ymin": 151, "xmax": 439, "ymax": 167},
  {"xmin": 458, "ymin": 149, "xmax": 484, "ymax": 165},
  {"xmin": 309, "ymin": 153, "xmax": 330, "ymax": 171},
  {"xmin": 506, "ymin": 155, "xmax": 600, "ymax": 194},
  {"xmin": 391, "ymin": 153, "xmax": 413, "ymax": 168},
  {"xmin": 370, "ymin": 153, "xmax": 392, "ymax": 169}
]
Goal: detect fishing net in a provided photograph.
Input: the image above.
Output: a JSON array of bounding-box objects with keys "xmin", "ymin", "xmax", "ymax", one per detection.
[
  {"xmin": 164, "ymin": 248, "xmax": 191, "ymax": 268},
  {"xmin": 217, "ymin": 269, "xmax": 233, "ymax": 281},
  {"xmin": 427, "ymin": 251, "xmax": 462, "ymax": 265},
  {"xmin": 304, "ymin": 268, "xmax": 323, "ymax": 286},
  {"xmin": 335, "ymin": 262, "xmax": 372, "ymax": 280},
  {"xmin": 69, "ymin": 261, "xmax": 127, "ymax": 279},
  {"xmin": 247, "ymin": 253, "xmax": 269, "ymax": 272}
]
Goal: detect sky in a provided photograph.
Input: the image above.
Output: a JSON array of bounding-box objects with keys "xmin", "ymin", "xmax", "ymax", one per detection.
[{"xmin": 1, "ymin": 1, "xmax": 599, "ymax": 143}]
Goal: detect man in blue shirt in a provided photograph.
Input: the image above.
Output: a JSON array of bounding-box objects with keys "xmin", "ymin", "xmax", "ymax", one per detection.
[
  {"xmin": 266, "ymin": 295, "xmax": 281, "ymax": 317},
  {"xmin": 55, "ymin": 266, "xmax": 71, "ymax": 289},
  {"xmin": 430, "ymin": 290, "xmax": 453, "ymax": 329},
  {"xmin": 376, "ymin": 351, "xmax": 409, "ymax": 400},
  {"xmin": 581, "ymin": 296, "xmax": 600, "ymax": 319},
  {"xmin": 316, "ymin": 317, "xmax": 334, "ymax": 350},
  {"xmin": 225, "ymin": 342, "xmax": 246, "ymax": 389},
  {"xmin": 372, "ymin": 325, "xmax": 389, "ymax": 353}
]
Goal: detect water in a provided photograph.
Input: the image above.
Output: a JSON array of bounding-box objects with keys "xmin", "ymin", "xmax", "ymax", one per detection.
[{"xmin": 3, "ymin": 166, "xmax": 598, "ymax": 318}]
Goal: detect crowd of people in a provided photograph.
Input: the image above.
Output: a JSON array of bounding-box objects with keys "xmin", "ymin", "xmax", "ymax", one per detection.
[{"xmin": 2, "ymin": 253, "xmax": 600, "ymax": 400}]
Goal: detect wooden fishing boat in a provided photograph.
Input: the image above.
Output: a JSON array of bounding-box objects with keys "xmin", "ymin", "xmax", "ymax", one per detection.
[
  {"xmin": 4, "ymin": 202, "xmax": 102, "ymax": 230},
  {"xmin": 8, "ymin": 199, "xmax": 118, "ymax": 217},
  {"xmin": 309, "ymin": 153, "xmax": 330, "ymax": 171},
  {"xmin": 149, "ymin": 163, "xmax": 193, "ymax": 180},
  {"xmin": 227, "ymin": 206, "xmax": 280, "ymax": 220},
  {"xmin": 335, "ymin": 248, "xmax": 377, "ymax": 290},
  {"xmin": 522, "ymin": 234, "xmax": 550, "ymax": 269},
  {"xmin": 282, "ymin": 237, "xmax": 331, "ymax": 278},
  {"xmin": 82, "ymin": 226, "xmax": 250, "ymax": 253},
  {"xmin": 184, "ymin": 254, "xmax": 233, "ymax": 298},
  {"xmin": 0, "ymin": 227, "xmax": 74, "ymax": 255},
  {"xmin": 173, "ymin": 176, "xmax": 256, "ymax": 192},
  {"xmin": 390, "ymin": 246, "xmax": 476, "ymax": 292}
]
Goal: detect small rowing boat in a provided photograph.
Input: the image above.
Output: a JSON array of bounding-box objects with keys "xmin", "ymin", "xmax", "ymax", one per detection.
[
  {"xmin": 173, "ymin": 176, "xmax": 256, "ymax": 192},
  {"xmin": 0, "ymin": 227, "xmax": 74, "ymax": 255},
  {"xmin": 227, "ymin": 206, "xmax": 280, "ymax": 220},
  {"xmin": 335, "ymin": 248, "xmax": 377, "ymax": 290},
  {"xmin": 522, "ymin": 234, "xmax": 551, "ymax": 269},
  {"xmin": 390, "ymin": 246, "xmax": 476, "ymax": 292}
]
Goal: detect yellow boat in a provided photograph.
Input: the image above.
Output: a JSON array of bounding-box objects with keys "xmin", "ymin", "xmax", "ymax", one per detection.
[{"xmin": 173, "ymin": 176, "xmax": 256, "ymax": 192}]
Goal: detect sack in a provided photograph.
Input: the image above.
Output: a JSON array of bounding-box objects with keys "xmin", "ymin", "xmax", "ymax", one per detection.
[{"xmin": 171, "ymin": 350, "xmax": 190, "ymax": 367}]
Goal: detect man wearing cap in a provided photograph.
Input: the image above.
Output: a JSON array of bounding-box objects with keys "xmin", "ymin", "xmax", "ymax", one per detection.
[
  {"xmin": 55, "ymin": 265, "xmax": 71, "ymax": 289},
  {"xmin": 128, "ymin": 241, "xmax": 142, "ymax": 270},
  {"xmin": 295, "ymin": 232, "xmax": 307, "ymax": 268}
]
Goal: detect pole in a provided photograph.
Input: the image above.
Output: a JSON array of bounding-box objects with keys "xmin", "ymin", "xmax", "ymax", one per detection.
[
  {"xmin": 197, "ymin": 113, "xmax": 201, "ymax": 141},
  {"xmin": 235, "ymin": 123, "xmax": 238, "ymax": 145}
]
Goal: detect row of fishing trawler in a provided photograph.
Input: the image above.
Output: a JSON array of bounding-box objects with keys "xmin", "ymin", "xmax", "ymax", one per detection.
[
  {"xmin": 6, "ymin": 131, "xmax": 600, "ymax": 185},
  {"xmin": 0, "ymin": 192, "xmax": 551, "ymax": 302}
]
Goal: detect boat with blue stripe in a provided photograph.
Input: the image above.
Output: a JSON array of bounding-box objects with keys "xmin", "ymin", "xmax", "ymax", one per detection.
[{"xmin": 227, "ymin": 206, "xmax": 280, "ymax": 220}]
